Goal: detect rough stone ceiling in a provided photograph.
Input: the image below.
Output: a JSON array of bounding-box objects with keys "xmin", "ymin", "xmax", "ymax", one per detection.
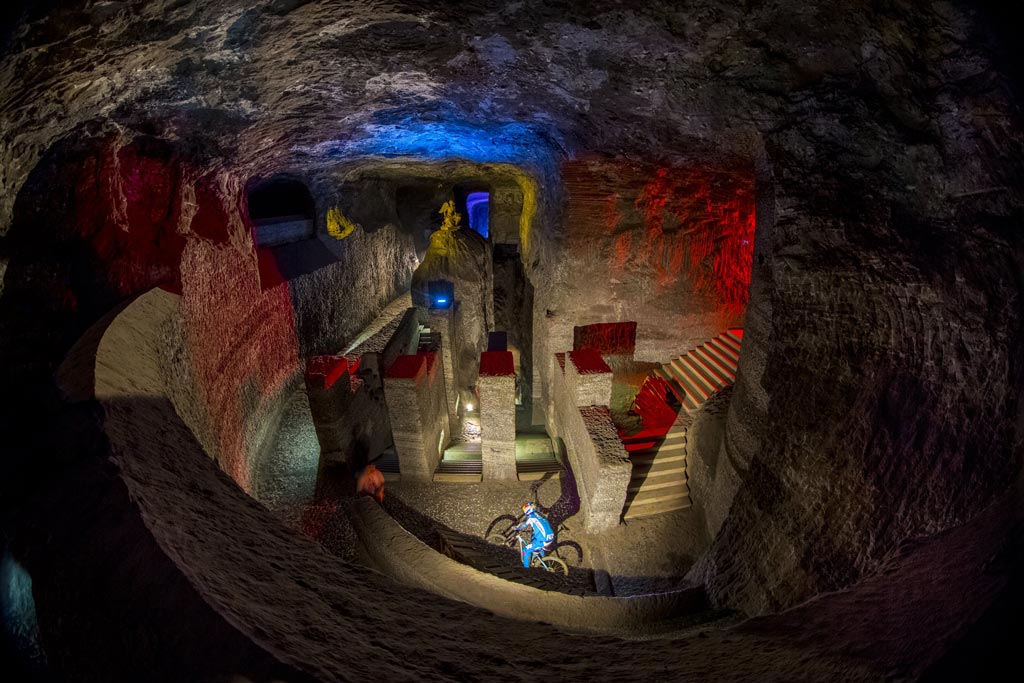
[
  {"xmin": 4, "ymin": 0, "xmax": 1016, "ymax": 232},
  {"xmin": 2, "ymin": 1, "xmax": 1023, "ymax": 681}
]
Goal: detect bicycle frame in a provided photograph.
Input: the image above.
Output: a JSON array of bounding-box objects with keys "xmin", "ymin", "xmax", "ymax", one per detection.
[{"xmin": 515, "ymin": 534, "xmax": 554, "ymax": 570}]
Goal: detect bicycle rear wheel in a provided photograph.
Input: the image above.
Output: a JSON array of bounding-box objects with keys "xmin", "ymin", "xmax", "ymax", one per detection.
[
  {"xmin": 486, "ymin": 533, "xmax": 512, "ymax": 547},
  {"xmin": 485, "ymin": 514, "xmax": 519, "ymax": 540}
]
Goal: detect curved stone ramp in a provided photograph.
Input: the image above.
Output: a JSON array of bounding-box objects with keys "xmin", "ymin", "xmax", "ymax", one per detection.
[
  {"xmin": 436, "ymin": 527, "xmax": 595, "ymax": 594},
  {"xmin": 348, "ymin": 496, "xmax": 707, "ymax": 632},
  {"xmin": 61, "ymin": 286, "xmax": 1022, "ymax": 682}
]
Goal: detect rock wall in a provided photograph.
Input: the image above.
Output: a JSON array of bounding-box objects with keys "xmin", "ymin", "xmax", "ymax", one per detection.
[
  {"xmin": 530, "ymin": 159, "xmax": 754, "ymax": 424},
  {"xmin": 697, "ymin": 112, "xmax": 1024, "ymax": 614},
  {"xmin": 2, "ymin": 1, "xmax": 1023, "ymax": 676},
  {"xmin": 549, "ymin": 353, "xmax": 632, "ymax": 532},
  {"xmin": 685, "ymin": 388, "xmax": 735, "ymax": 538}
]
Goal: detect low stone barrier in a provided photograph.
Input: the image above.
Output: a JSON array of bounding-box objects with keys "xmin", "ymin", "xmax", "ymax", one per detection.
[
  {"xmin": 548, "ymin": 351, "xmax": 631, "ymax": 533},
  {"xmin": 348, "ymin": 497, "xmax": 708, "ymax": 632}
]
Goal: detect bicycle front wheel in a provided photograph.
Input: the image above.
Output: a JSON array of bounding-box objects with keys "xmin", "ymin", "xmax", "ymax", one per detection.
[{"xmin": 534, "ymin": 555, "xmax": 568, "ymax": 576}]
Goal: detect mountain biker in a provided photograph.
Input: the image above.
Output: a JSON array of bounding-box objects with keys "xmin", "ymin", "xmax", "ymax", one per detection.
[{"xmin": 515, "ymin": 502, "xmax": 555, "ymax": 568}]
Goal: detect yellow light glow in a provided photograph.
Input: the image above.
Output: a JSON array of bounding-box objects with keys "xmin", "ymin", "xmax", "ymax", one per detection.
[{"xmin": 326, "ymin": 207, "xmax": 356, "ymax": 240}]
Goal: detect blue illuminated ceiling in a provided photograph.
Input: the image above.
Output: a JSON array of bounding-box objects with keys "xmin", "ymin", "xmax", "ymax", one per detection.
[{"xmin": 304, "ymin": 111, "xmax": 563, "ymax": 167}]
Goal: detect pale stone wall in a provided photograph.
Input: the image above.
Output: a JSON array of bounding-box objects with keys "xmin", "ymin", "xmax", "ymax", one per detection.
[
  {"xmin": 549, "ymin": 353, "xmax": 631, "ymax": 532},
  {"xmin": 565, "ymin": 351, "xmax": 612, "ymax": 407},
  {"xmin": 428, "ymin": 308, "xmax": 459, "ymax": 423},
  {"xmin": 384, "ymin": 355, "xmax": 449, "ymax": 481},
  {"xmin": 479, "ymin": 365, "xmax": 516, "ymax": 480}
]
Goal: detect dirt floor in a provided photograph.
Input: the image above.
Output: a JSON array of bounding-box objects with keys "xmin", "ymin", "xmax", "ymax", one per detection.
[
  {"xmin": 252, "ymin": 379, "xmax": 711, "ymax": 597},
  {"xmin": 386, "ymin": 471, "xmax": 709, "ymax": 596}
]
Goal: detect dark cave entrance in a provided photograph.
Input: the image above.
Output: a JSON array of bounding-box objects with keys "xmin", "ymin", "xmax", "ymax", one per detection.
[
  {"xmin": 246, "ymin": 175, "xmax": 316, "ymax": 247},
  {"xmin": 493, "ymin": 242, "xmax": 534, "ymax": 412},
  {"xmin": 453, "ymin": 183, "xmax": 490, "ymax": 239},
  {"xmin": 246, "ymin": 175, "xmax": 333, "ymax": 289}
]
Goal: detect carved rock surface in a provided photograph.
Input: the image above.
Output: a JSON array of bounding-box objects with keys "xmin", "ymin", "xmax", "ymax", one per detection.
[{"xmin": 1, "ymin": 1, "xmax": 1022, "ymax": 681}]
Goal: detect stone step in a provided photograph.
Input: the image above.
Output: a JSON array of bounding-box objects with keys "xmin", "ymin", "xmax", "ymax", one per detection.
[
  {"xmin": 692, "ymin": 346, "xmax": 735, "ymax": 383},
  {"xmin": 623, "ymin": 438, "xmax": 663, "ymax": 453},
  {"xmin": 621, "ymin": 429, "xmax": 685, "ymax": 444},
  {"xmin": 708, "ymin": 337, "xmax": 740, "ymax": 365},
  {"xmin": 623, "ymin": 496, "xmax": 692, "ymax": 520},
  {"xmin": 516, "ymin": 459, "xmax": 561, "ymax": 471},
  {"xmin": 433, "ymin": 472, "xmax": 482, "ymax": 483},
  {"xmin": 433, "ymin": 456, "xmax": 483, "ymax": 482},
  {"xmin": 436, "ymin": 461, "xmax": 480, "ymax": 471},
  {"xmin": 703, "ymin": 341, "xmax": 738, "ymax": 373},
  {"xmin": 631, "ymin": 443, "xmax": 687, "ymax": 459},
  {"xmin": 667, "ymin": 360, "xmax": 713, "ymax": 401},
  {"xmin": 627, "ymin": 475, "xmax": 687, "ymax": 494},
  {"xmin": 626, "ymin": 462, "xmax": 684, "ymax": 483},
  {"xmin": 690, "ymin": 347, "xmax": 732, "ymax": 385},
  {"xmin": 654, "ymin": 368, "xmax": 700, "ymax": 410},
  {"xmin": 629, "ymin": 455, "xmax": 687, "ymax": 472},
  {"xmin": 667, "ymin": 356, "xmax": 716, "ymax": 393},
  {"xmin": 719, "ymin": 332, "xmax": 742, "ymax": 355},
  {"xmin": 674, "ymin": 355, "xmax": 721, "ymax": 393},
  {"xmin": 626, "ymin": 441, "xmax": 685, "ymax": 460},
  {"xmin": 725, "ymin": 328, "xmax": 744, "ymax": 346},
  {"xmin": 626, "ymin": 486, "xmax": 690, "ymax": 506}
]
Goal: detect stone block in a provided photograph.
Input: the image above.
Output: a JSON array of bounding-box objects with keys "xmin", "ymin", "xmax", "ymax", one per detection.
[
  {"xmin": 566, "ymin": 349, "xmax": 612, "ymax": 407},
  {"xmin": 479, "ymin": 351, "xmax": 516, "ymax": 480},
  {"xmin": 384, "ymin": 353, "xmax": 449, "ymax": 481},
  {"xmin": 305, "ymin": 355, "xmax": 352, "ymax": 452},
  {"xmin": 547, "ymin": 352, "xmax": 630, "ymax": 533}
]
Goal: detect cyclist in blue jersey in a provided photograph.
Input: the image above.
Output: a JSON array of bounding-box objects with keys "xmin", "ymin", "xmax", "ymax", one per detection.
[{"xmin": 515, "ymin": 502, "xmax": 555, "ymax": 568}]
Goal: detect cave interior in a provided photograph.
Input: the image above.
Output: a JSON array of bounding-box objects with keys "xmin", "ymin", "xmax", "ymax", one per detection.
[{"xmin": 1, "ymin": 2, "xmax": 1022, "ymax": 682}]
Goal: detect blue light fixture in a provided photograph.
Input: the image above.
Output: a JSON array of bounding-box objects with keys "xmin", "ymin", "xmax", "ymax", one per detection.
[{"xmin": 466, "ymin": 192, "xmax": 490, "ymax": 238}]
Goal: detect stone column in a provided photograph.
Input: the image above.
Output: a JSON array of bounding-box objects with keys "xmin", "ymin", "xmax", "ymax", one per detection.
[
  {"xmin": 548, "ymin": 349, "xmax": 631, "ymax": 532},
  {"xmin": 478, "ymin": 351, "xmax": 517, "ymax": 480},
  {"xmin": 427, "ymin": 307, "xmax": 459, "ymax": 424},
  {"xmin": 384, "ymin": 353, "xmax": 449, "ymax": 481},
  {"xmin": 304, "ymin": 355, "xmax": 352, "ymax": 460},
  {"xmin": 566, "ymin": 349, "xmax": 613, "ymax": 406}
]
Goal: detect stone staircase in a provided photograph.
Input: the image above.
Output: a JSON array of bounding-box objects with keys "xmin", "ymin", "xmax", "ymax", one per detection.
[
  {"xmin": 652, "ymin": 329, "xmax": 743, "ymax": 413},
  {"xmin": 621, "ymin": 426, "xmax": 690, "ymax": 520},
  {"xmin": 515, "ymin": 434, "xmax": 563, "ymax": 481},
  {"xmin": 621, "ymin": 329, "xmax": 744, "ymax": 520},
  {"xmin": 416, "ymin": 325, "xmax": 441, "ymax": 353},
  {"xmin": 371, "ymin": 448, "xmax": 401, "ymax": 481},
  {"xmin": 433, "ymin": 442, "xmax": 483, "ymax": 482}
]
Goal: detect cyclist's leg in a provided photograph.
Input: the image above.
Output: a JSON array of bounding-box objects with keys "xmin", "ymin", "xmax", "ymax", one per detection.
[{"xmin": 523, "ymin": 539, "xmax": 542, "ymax": 568}]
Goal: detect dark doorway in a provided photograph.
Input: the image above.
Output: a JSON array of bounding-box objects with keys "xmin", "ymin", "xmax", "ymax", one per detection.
[
  {"xmin": 246, "ymin": 176, "xmax": 315, "ymax": 247},
  {"xmin": 493, "ymin": 244, "xmax": 534, "ymax": 405}
]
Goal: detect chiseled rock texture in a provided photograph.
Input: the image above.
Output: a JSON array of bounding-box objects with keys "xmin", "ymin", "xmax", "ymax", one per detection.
[{"xmin": 1, "ymin": 0, "xmax": 1022, "ymax": 679}]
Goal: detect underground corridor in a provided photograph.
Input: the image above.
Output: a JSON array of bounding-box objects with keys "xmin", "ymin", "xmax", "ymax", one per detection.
[{"xmin": 1, "ymin": 2, "xmax": 1023, "ymax": 682}]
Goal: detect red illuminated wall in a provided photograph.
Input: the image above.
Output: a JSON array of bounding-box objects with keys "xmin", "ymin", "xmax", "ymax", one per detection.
[
  {"xmin": 64, "ymin": 133, "xmax": 301, "ymax": 491},
  {"xmin": 573, "ymin": 321, "xmax": 637, "ymax": 355},
  {"xmin": 562, "ymin": 160, "xmax": 756, "ymax": 316},
  {"xmin": 68, "ymin": 135, "xmax": 187, "ymax": 295},
  {"xmin": 178, "ymin": 198, "xmax": 300, "ymax": 490}
]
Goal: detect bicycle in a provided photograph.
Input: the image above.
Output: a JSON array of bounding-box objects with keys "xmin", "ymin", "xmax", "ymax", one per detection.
[
  {"xmin": 485, "ymin": 513, "xmax": 584, "ymax": 568},
  {"xmin": 486, "ymin": 525, "xmax": 568, "ymax": 576}
]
